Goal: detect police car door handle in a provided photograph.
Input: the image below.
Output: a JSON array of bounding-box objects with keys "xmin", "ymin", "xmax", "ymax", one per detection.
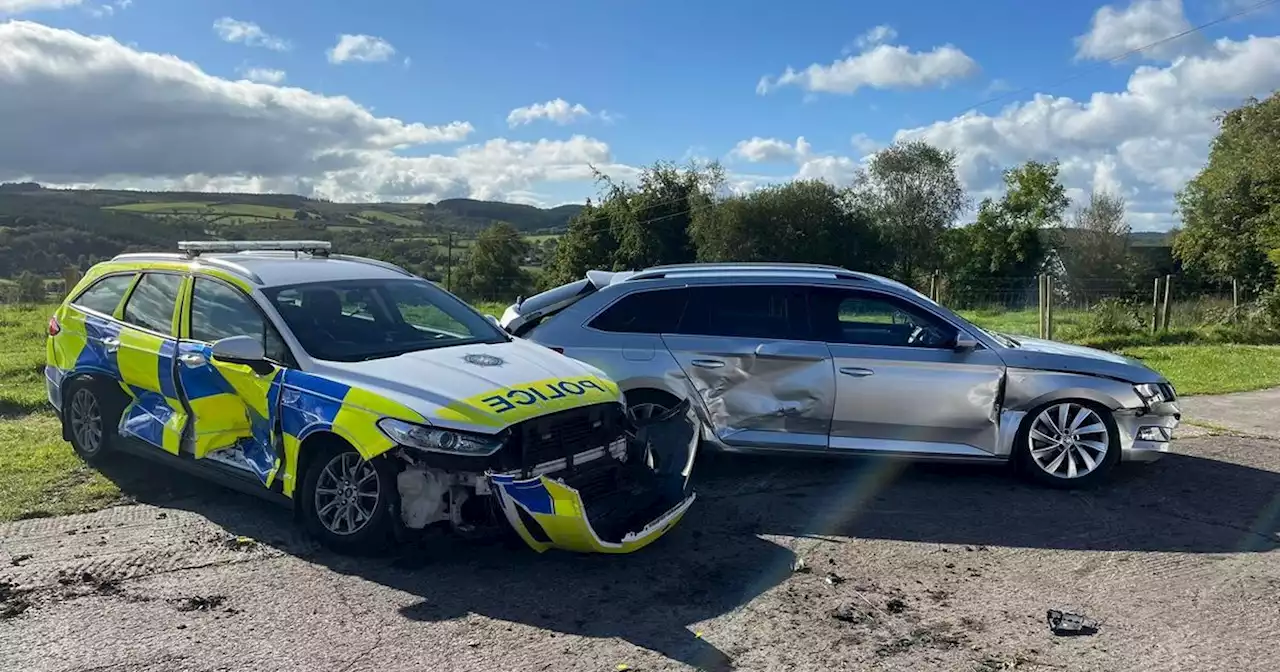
[
  {"xmin": 691, "ymin": 359, "xmax": 724, "ymax": 369},
  {"xmin": 101, "ymin": 337, "xmax": 120, "ymax": 352},
  {"xmin": 178, "ymin": 353, "xmax": 207, "ymax": 368}
]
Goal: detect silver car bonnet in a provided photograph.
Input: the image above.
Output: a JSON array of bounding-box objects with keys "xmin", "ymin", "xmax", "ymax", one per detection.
[{"xmin": 998, "ymin": 336, "xmax": 1165, "ymax": 384}]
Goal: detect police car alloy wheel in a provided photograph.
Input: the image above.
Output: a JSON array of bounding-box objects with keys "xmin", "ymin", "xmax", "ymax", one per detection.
[
  {"xmin": 65, "ymin": 378, "xmax": 121, "ymax": 463},
  {"xmin": 313, "ymin": 452, "xmax": 381, "ymax": 536},
  {"xmin": 70, "ymin": 387, "xmax": 103, "ymax": 456},
  {"xmin": 301, "ymin": 444, "xmax": 398, "ymax": 551}
]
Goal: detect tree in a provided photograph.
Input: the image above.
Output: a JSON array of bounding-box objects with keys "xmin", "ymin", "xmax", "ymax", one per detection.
[
  {"xmin": 942, "ymin": 160, "xmax": 1067, "ymax": 302},
  {"xmin": 690, "ymin": 180, "xmax": 884, "ymax": 270},
  {"xmin": 543, "ymin": 161, "xmax": 722, "ymax": 287},
  {"xmin": 610, "ymin": 161, "xmax": 718, "ymax": 270},
  {"xmin": 1059, "ymin": 191, "xmax": 1131, "ymax": 282},
  {"xmin": 543, "ymin": 198, "xmax": 618, "ymax": 287},
  {"xmin": 16, "ymin": 271, "xmax": 45, "ymax": 303},
  {"xmin": 853, "ymin": 141, "xmax": 968, "ymax": 284},
  {"xmin": 1174, "ymin": 93, "xmax": 1280, "ymax": 292},
  {"xmin": 451, "ymin": 222, "xmax": 533, "ymax": 302}
]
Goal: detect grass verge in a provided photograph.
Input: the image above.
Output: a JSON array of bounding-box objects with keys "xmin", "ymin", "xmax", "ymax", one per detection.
[{"xmin": 1118, "ymin": 345, "xmax": 1280, "ymax": 395}]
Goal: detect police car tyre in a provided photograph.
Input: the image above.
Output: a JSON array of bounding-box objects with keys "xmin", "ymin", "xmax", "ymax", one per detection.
[
  {"xmin": 65, "ymin": 377, "xmax": 125, "ymax": 464},
  {"xmin": 300, "ymin": 442, "xmax": 399, "ymax": 554}
]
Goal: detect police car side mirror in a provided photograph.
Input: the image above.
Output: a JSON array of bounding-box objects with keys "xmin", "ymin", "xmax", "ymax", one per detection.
[
  {"xmin": 485, "ymin": 314, "xmax": 500, "ymax": 327},
  {"xmin": 211, "ymin": 336, "xmax": 273, "ymax": 374}
]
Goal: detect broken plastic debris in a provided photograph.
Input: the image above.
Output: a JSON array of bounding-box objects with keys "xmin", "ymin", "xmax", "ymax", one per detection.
[
  {"xmin": 1046, "ymin": 609, "xmax": 1098, "ymax": 636},
  {"xmin": 616, "ymin": 665, "xmax": 630, "ymax": 671},
  {"xmin": 791, "ymin": 558, "xmax": 809, "ymax": 573},
  {"xmin": 824, "ymin": 572, "xmax": 845, "ymax": 586}
]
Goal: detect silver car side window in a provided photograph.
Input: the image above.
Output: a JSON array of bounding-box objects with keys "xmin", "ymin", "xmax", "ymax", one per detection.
[{"xmin": 812, "ymin": 288, "xmax": 956, "ymax": 348}]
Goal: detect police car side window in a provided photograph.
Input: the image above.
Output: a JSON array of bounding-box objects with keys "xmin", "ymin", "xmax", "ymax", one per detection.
[
  {"xmin": 190, "ymin": 279, "xmax": 288, "ymax": 362},
  {"xmin": 122, "ymin": 273, "xmax": 183, "ymax": 336},
  {"xmin": 72, "ymin": 274, "xmax": 135, "ymax": 316}
]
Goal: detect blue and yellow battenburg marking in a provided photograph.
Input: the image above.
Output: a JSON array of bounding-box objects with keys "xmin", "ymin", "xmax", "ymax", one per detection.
[{"xmin": 489, "ymin": 472, "xmax": 696, "ymax": 554}]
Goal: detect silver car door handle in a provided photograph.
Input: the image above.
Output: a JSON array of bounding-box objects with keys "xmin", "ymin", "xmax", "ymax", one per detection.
[
  {"xmin": 754, "ymin": 343, "xmax": 826, "ymax": 361},
  {"xmin": 101, "ymin": 337, "xmax": 120, "ymax": 352},
  {"xmin": 691, "ymin": 359, "xmax": 725, "ymax": 369},
  {"xmin": 178, "ymin": 353, "xmax": 208, "ymax": 368},
  {"xmin": 839, "ymin": 367, "xmax": 874, "ymax": 377}
]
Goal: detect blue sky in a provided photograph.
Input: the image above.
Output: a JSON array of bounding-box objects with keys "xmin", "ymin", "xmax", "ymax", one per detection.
[{"xmin": 3, "ymin": 0, "xmax": 1280, "ymax": 229}]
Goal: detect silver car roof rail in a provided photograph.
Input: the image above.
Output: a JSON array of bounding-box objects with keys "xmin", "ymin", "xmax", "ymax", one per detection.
[{"xmin": 626, "ymin": 262, "xmax": 867, "ymax": 282}]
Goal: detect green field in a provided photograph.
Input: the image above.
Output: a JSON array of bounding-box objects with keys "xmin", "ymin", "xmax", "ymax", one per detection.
[
  {"xmin": 106, "ymin": 202, "xmax": 298, "ymax": 219},
  {"xmin": 2, "ymin": 301, "xmax": 1277, "ymax": 522},
  {"xmin": 358, "ymin": 210, "xmax": 423, "ymax": 227}
]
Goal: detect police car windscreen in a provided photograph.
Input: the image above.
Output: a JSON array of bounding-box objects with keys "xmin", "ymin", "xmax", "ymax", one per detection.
[{"xmin": 264, "ymin": 279, "xmax": 508, "ymax": 362}]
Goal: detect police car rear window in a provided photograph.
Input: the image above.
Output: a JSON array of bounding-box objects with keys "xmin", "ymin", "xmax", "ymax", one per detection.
[
  {"xmin": 72, "ymin": 274, "xmax": 135, "ymax": 315},
  {"xmin": 122, "ymin": 273, "xmax": 183, "ymax": 336}
]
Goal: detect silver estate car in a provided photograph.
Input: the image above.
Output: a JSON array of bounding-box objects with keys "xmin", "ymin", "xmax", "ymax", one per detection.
[{"xmin": 500, "ymin": 263, "xmax": 1182, "ymax": 488}]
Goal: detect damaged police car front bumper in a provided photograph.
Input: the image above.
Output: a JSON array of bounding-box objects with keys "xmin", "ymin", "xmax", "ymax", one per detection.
[{"xmin": 394, "ymin": 399, "xmax": 699, "ymax": 553}]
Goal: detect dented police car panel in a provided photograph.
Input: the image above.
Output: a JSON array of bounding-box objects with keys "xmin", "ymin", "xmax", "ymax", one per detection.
[{"xmin": 45, "ymin": 241, "xmax": 697, "ymax": 555}]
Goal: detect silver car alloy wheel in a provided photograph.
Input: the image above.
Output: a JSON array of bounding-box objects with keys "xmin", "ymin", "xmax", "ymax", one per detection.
[
  {"xmin": 628, "ymin": 403, "xmax": 668, "ymax": 424},
  {"xmin": 1028, "ymin": 402, "xmax": 1110, "ymax": 479},
  {"xmin": 313, "ymin": 452, "xmax": 381, "ymax": 536},
  {"xmin": 70, "ymin": 387, "xmax": 103, "ymax": 455}
]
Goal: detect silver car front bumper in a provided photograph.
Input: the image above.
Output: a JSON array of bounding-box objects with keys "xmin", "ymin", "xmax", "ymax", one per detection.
[{"xmin": 1115, "ymin": 400, "xmax": 1181, "ymax": 462}]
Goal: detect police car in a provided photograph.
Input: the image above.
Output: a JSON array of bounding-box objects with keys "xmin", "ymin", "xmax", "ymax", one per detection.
[{"xmin": 45, "ymin": 241, "xmax": 698, "ymax": 554}]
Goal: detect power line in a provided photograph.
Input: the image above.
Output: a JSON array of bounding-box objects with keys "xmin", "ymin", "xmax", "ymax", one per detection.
[{"xmin": 958, "ymin": 0, "xmax": 1280, "ymax": 116}]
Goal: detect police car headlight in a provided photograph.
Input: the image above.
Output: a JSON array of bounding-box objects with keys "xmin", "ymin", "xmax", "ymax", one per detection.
[{"xmin": 377, "ymin": 418, "xmax": 505, "ymax": 457}]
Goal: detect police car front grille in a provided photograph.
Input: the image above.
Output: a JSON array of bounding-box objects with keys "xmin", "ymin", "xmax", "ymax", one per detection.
[{"xmin": 518, "ymin": 403, "xmax": 625, "ymax": 472}]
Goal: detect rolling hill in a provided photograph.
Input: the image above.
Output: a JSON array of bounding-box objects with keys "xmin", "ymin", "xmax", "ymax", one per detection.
[{"xmin": 0, "ymin": 182, "xmax": 581, "ymax": 279}]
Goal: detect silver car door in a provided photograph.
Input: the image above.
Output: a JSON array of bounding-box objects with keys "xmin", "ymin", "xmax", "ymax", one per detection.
[
  {"xmin": 660, "ymin": 284, "xmax": 834, "ymax": 452},
  {"xmin": 809, "ymin": 287, "xmax": 1006, "ymax": 457}
]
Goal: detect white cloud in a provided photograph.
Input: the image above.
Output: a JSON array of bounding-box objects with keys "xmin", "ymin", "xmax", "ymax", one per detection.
[
  {"xmin": 893, "ymin": 34, "xmax": 1280, "ymax": 230},
  {"xmin": 759, "ymin": 33, "xmax": 979, "ymax": 95},
  {"xmin": 507, "ymin": 98, "xmax": 598, "ymax": 127},
  {"xmin": 0, "ymin": 0, "xmax": 80, "ymax": 14},
  {"xmin": 1075, "ymin": 0, "xmax": 1196, "ymax": 62},
  {"xmin": 850, "ymin": 133, "xmax": 881, "ymax": 155},
  {"xmin": 731, "ymin": 136, "xmax": 811, "ymax": 163},
  {"xmin": 855, "ymin": 25, "xmax": 897, "ymax": 50},
  {"xmin": 0, "ymin": 21, "xmax": 630, "ymax": 204},
  {"xmin": 240, "ymin": 67, "xmax": 286, "ymax": 84},
  {"xmin": 213, "ymin": 18, "xmax": 290, "ymax": 52},
  {"xmin": 327, "ymin": 34, "xmax": 396, "ymax": 64}
]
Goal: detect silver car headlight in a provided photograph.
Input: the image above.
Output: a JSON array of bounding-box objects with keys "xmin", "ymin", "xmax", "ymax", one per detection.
[
  {"xmin": 377, "ymin": 418, "xmax": 505, "ymax": 457},
  {"xmin": 1134, "ymin": 383, "xmax": 1175, "ymax": 405}
]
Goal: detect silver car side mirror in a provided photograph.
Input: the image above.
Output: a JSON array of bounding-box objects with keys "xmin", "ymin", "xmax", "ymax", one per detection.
[
  {"xmin": 953, "ymin": 333, "xmax": 979, "ymax": 351},
  {"xmin": 485, "ymin": 314, "xmax": 501, "ymax": 327}
]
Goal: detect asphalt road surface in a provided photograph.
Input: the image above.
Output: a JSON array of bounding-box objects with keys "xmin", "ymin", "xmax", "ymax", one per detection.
[{"xmin": 3, "ymin": 432, "xmax": 1279, "ymax": 672}]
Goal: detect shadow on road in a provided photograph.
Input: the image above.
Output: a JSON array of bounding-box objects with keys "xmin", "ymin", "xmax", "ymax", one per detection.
[{"xmin": 92, "ymin": 439, "xmax": 1280, "ymax": 669}]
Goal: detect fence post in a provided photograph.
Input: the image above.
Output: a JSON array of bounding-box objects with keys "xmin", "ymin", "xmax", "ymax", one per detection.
[
  {"xmin": 1161, "ymin": 274, "xmax": 1173, "ymax": 331},
  {"xmin": 1232, "ymin": 278, "xmax": 1240, "ymax": 317},
  {"xmin": 1046, "ymin": 274, "xmax": 1055, "ymax": 341},
  {"xmin": 930, "ymin": 270, "xmax": 941, "ymax": 303},
  {"xmin": 1037, "ymin": 274, "xmax": 1045, "ymax": 339},
  {"xmin": 62, "ymin": 267, "xmax": 82, "ymax": 300},
  {"xmin": 1151, "ymin": 277, "xmax": 1162, "ymax": 334},
  {"xmin": 445, "ymin": 232, "xmax": 454, "ymax": 292}
]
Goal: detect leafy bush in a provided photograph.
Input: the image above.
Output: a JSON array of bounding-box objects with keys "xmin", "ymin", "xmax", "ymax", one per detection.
[{"xmin": 1080, "ymin": 297, "xmax": 1146, "ymax": 336}]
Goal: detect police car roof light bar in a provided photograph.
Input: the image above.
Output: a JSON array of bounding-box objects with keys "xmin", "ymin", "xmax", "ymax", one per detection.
[{"xmin": 178, "ymin": 240, "xmax": 333, "ymax": 258}]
